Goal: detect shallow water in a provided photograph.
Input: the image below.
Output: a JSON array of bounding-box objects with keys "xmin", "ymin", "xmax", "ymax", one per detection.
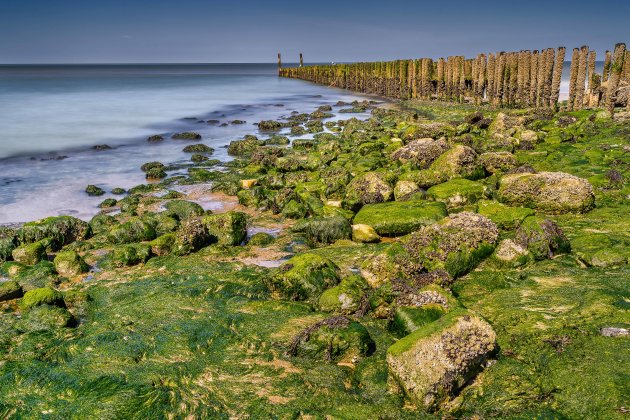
[{"xmin": 0, "ymin": 64, "xmax": 371, "ymax": 223}]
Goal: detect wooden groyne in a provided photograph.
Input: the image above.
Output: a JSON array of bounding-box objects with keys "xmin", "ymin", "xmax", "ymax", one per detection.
[{"xmin": 278, "ymin": 43, "xmax": 629, "ymax": 112}]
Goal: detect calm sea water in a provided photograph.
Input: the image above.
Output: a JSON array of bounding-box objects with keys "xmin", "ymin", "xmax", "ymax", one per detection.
[
  {"xmin": 0, "ymin": 64, "xmax": 372, "ymax": 223},
  {"xmin": 0, "ymin": 62, "xmax": 601, "ymax": 223}
]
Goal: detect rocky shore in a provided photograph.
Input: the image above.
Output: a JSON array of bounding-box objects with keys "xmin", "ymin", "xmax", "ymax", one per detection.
[{"xmin": 0, "ymin": 98, "xmax": 628, "ymax": 418}]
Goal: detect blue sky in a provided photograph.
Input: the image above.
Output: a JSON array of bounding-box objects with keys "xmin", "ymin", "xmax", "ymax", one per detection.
[{"xmin": 0, "ymin": 0, "xmax": 628, "ymax": 63}]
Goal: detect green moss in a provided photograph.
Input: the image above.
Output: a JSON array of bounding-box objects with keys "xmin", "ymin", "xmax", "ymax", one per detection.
[
  {"xmin": 85, "ymin": 184, "xmax": 105, "ymax": 196},
  {"xmin": 353, "ymin": 201, "xmax": 447, "ymax": 237},
  {"xmin": 53, "ymin": 250, "xmax": 89, "ymax": 276},
  {"xmin": 16, "ymin": 305, "xmax": 75, "ymax": 331},
  {"xmin": 202, "ymin": 211, "xmax": 247, "ymax": 246},
  {"xmin": 149, "ymin": 233, "xmax": 176, "ymax": 256},
  {"xmin": 426, "ymin": 179, "xmax": 488, "ymax": 208},
  {"xmin": 269, "ymin": 253, "xmax": 340, "ymax": 301},
  {"xmin": 19, "ymin": 286, "xmax": 65, "ymax": 311},
  {"xmin": 318, "ymin": 275, "xmax": 368, "ymax": 313},
  {"xmin": 107, "ymin": 218, "xmax": 156, "ymax": 244},
  {"xmin": 292, "ymin": 216, "xmax": 352, "ymax": 247},
  {"xmin": 164, "ymin": 200, "xmax": 204, "ymax": 220},
  {"xmin": 0, "ymin": 280, "xmax": 23, "ymax": 302},
  {"xmin": 12, "ymin": 241, "xmax": 47, "ymax": 265},
  {"xmin": 476, "ymin": 199, "xmax": 535, "ymax": 230},
  {"xmin": 17, "ymin": 216, "xmax": 91, "ymax": 249},
  {"xmin": 248, "ymin": 232, "xmax": 274, "ymax": 246}
]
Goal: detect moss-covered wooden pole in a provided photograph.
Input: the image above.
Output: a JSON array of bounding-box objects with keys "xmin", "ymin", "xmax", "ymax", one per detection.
[
  {"xmin": 567, "ymin": 48, "xmax": 579, "ymax": 110},
  {"xmin": 550, "ymin": 47, "xmax": 565, "ymax": 108},
  {"xmin": 299, "ymin": 53, "xmax": 303, "ymax": 67},
  {"xmin": 574, "ymin": 46, "xmax": 589, "ymax": 109},
  {"xmin": 586, "ymin": 50, "xmax": 596, "ymax": 107},
  {"xmin": 487, "ymin": 53, "xmax": 496, "ymax": 104},
  {"xmin": 437, "ymin": 58, "xmax": 445, "ymax": 100},
  {"xmin": 606, "ymin": 43, "xmax": 627, "ymax": 117},
  {"xmin": 277, "ymin": 53, "xmax": 282, "ymax": 75},
  {"xmin": 529, "ymin": 50, "xmax": 538, "ymax": 105}
]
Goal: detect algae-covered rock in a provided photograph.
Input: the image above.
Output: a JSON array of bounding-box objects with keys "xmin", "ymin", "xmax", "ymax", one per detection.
[
  {"xmin": 410, "ymin": 145, "xmax": 483, "ymax": 188},
  {"xmin": 172, "ymin": 218, "xmax": 211, "ymax": 255},
  {"xmin": 149, "ymin": 233, "xmax": 176, "ymax": 256},
  {"xmin": 85, "ymin": 185, "xmax": 105, "ymax": 196},
  {"xmin": 318, "ymin": 275, "xmax": 368, "ymax": 314},
  {"xmin": 353, "ymin": 201, "xmax": 447, "ymax": 237},
  {"xmin": 145, "ymin": 167, "xmax": 167, "ymax": 180},
  {"xmin": 390, "ymin": 138, "xmax": 449, "ymax": 168},
  {"xmin": 426, "ymin": 179, "xmax": 488, "ymax": 209},
  {"xmin": 17, "ymin": 216, "xmax": 91, "ymax": 248},
  {"xmin": 227, "ymin": 136, "xmax": 260, "ymax": 156},
  {"xmin": 269, "ymin": 254, "xmax": 340, "ymax": 301},
  {"xmin": 393, "ymin": 180, "xmax": 421, "ymax": 201},
  {"xmin": 202, "ymin": 211, "xmax": 247, "ymax": 246},
  {"xmin": 248, "ymin": 232, "xmax": 274, "ymax": 246},
  {"xmin": 343, "ymin": 172, "xmax": 393, "ymax": 211},
  {"xmin": 281, "ymin": 199, "xmax": 307, "ymax": 219},
  {"xmin": 404, "ymin": 212, "xmax": 499, "ymax": 278},
  {"xmin": 12, "ymin": 241, "xmax": 47, "ymax": 265},
  {"xmin": 292, "ymin": 216, "xmax": 352, "ymax": 247},
  {"xmin": 476, "ymin": 200, "xmax": 535, "ymax": 230},
  {"xmin": 107, "ymin": 218, "xmax": 156, "ymax": 244},
  {"xmin": 288, "ymin": 316, "xmax": 375, "ymax": 362},
  {"xmin": 164, "ymin": 199, "xmax": 205, "ymax": 221},
  {"xmin": 20, "ymin": 286, "xmax": 65, "ymax": 311},
  {"xmin": 387, "ymin": 311, "xmax": 496, "ymax": 411},
  {"xmin": 0, "ymin": 235, "xmax": 16, "ymax": 263},
  {"xmin": 98, "ymin": 198, "xmax": 117, "ymax": 208},
  {"xmin": 171, "ymin": 132, "xmax": 201, "ymax": 140},
  {"xmin": 389, "ymin": 284, "xmax": 456, "ymax": 336},
  {"xmin": 491, "ymin": 239, "xmax": 531, "ymax": 268},
  {"xmin": 140, "ymin": 161, "xmax": 165, "ymax": 172},
  {"xmin": 89, "ymin": 214, "xmax": 117, "ymax": 235},
  {"xmin": 478, "ymin": 151, "xmax": 517, "ymax": 174},
  {"xmin": 498, "ymin": 171, "xmax": 595, "ymax": 214},
  {"xmin": 182, "ymin": 143, "xmax": 214, "ymax": 153},
  {"xmin": 352, "ymin": 224, "xmax": 380, "ymax": 243},
  {"xmin": 360, "ymin": 243, "xmax": 421, "ymax": 288},
  {"xmin": 107, "ymin": 244, "xmax": 150, "ymax": 267},
  {"xmin": 571, "ymin": 233, "xmax": 629, "ymax": 268},
  {"xmin": 17, "ymin": 305, "xmax": 75, "ymax": 331},
  {"xmin": 0, "ymin": 280, "xmax": 23, "ymax": 302},
  {"xmin": 53, "ymin": 251, "xmax": 89, "ymax": 276},
  {"xmin": 514, "ymin": 216, "xmax": 570, "ymax": 260}
]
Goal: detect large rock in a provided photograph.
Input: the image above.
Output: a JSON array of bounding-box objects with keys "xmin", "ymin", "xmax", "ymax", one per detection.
[
  {"xmin": 409, "ymin": 145, "xmax": 483, "ymax": 188},
  {"xmin": 172, "ymin": 218, "xmax": 212, "ymax": 255},
  {"xmin": 426, "ymin": 179, "xmax": 488, "ymax": 209},
  {"xmin": 0, "ymin": 280, "xmax": 23, "ymax": 302},
  {"xmin": 514, "ymin": 216, "xmax": 570, "ymax": 260},
  {"xmin": 292, "ymin": 216, "xmax": 351, "ymax": 246},
  {"xmin": 387, "ymin": 312, "xmax": 496, "ymax": 411},
  {"xmin": 353, "ymin": 201, "xmax": 447, "ymax": 237},
  {"xmin": 343, "ymin": 172, "xmax": 393, "ymax": 211},
  {"xmin": 391, "ymin": 138, "xmax": 449, "ymax": 168},
  {"xmin": 19, "ymin": 287, "xmax": 65, "ymax": 311},
  {"xmin": 53, "ymin": 251, "xmax": 89, "ymax": 276},
  {"xmin": 404, "ymin": 212, "xmax": 499, "ymax": 278},
  {"xmin": 12, "ymin": 242, "xmax": 47, "ymax": 265},
  {"xmin": 16, "ymin": 216, "xmax": 91, "ymax": 250},
  {"xmin": 498, "ymin": 171, "xmax": 595, "ymax": 214},
  {"xmin": 269, "ymin": 254, "xmax": 340, "ymax": 301},
  {"xmin": 318, "ymin": 275, "xmax": 368, "ymax": 314},
  {"xmin": 107, "ymin": 218, "xmax": 156, "ymax": 244},
  {"xmin": 202, "ymin": 211, "xmax": 247, "ymax": 246}
]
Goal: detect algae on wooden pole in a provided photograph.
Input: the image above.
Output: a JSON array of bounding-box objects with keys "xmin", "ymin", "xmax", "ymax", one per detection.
[
  {"xmin": 550, "ymin": 47, "xmax": 565, "ymax": 108},
  {"xmin": 529, "ymin": 50, "xmax": 539, "ymax": 106},
  {"xmin": 487, "ymin": 53, "xmax": 496, "ymax": 104},
  {"xmin": 278, "ymin": 53, "xmax": 282, "ymax": 74},
  {"xmin": 606, "ymin": 43, "xmax": 627, "ymax": 116},
  {"xmin": 602, "ymin": 50, "xmax": 612, "ymax": 83},
  {"xmin": 574, "ymin": 46, "xmax": 589, "ymax": 109},
  {"xmin": 299, "ymin": 53, "xmax": 303, "ymax": 67},
  {"xmin": 586, "ymin": 51, "xmax": 597, "ymax": 107},
  {"xmin": 567, "ymin": 48, "xmax": 579, "ymax": 110}
]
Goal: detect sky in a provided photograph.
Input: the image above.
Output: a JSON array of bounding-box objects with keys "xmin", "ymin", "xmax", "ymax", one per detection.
[{"xmin": 0, "ymin": 0, "xmax": 629, "ymax": 64}]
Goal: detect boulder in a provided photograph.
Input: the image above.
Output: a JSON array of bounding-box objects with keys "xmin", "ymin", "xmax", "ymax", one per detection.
[
  {"xmin": 202, "ymin": 211, "xmax": 247, "ymax": 246},
  {"xmin": 164, "ymin": 200, "xmax": 205, "ymax": 221},
  {"xmin": 352, "ymin": 224, "xmax": 380, "ymax": 243},
  {"xmin": 404, "ymin": 212, "xmax": 499, "ymax": 278},
  {"xmin": 0, "ymin": 280, "xmax": 23, "ymax": 302},
  {"xmin": 12, "ymin": 242, "xmax": 47, "ymax": 265},
  {"xmin": 85, "ymin": 185, "xmax": 105, "ymax": 196},
  {"xmin": 498, "ymin": 171, "xmax": 595, "ymax": 214},
  {"xmin": 475, "ymin": 200, "xmax": 535, "ymax": 230},
  {"xmin": 53, "ymin": 251, "xmax": 89, "ymax": 276},
  {"xmin": 426, "ymin": 179, "xmax": 488, "ymax": 209},
  {"xmin": 17, "ymin": 305, "xmax": 75, "ymax": 331},
  {"xmin": 394, "ymin": 180, "xmax": 421, "ymax": 201},
  {"xmin": 19, "ymin": 286, "xmax": 65, "ymax": 311},
  {"xmin": 387, "ymin": 312, "xmax": 496, "ymax": 411},
  {"xmin": 491, "ymin": 239, "xmax": 531, "ymax": 268},
  {"xmin": 342, "ymin": 172, "xmax": 393, "ymax": 211},
  {"xmin": 410, "ymin": 145, "xmax": 483, "ymax": 188},
  {"xmin": 172, "ymin": 218, "xmax": 212, "ymax": 255},
  {"xmin": 171, "ymin": 132, "xmax": 201, "ymax": 140},
  {"xmin": 288, "ymin": 316, "xmax": 375, "ymax": 362},
  {"xmin": 390, "ymin": 138, "xmax": 449, "ymax": 168},
  {"xmin": 182, "ymin": 143, "xmax": 214, "ymax": 153},
  {"xmin": 149, "ymin": 233, "xmax": 176, "ymax": 256},
  {"xmin": 248, "ymin": 232, "xmax": 274, "ymax": 246},
  {"xmin": 318, "ymin": 275, "xmax": 368, "ymax": 314},
  {"xmin": 269, "ymin": 254, "xmax": 340, "ymax": 301},
  {"xmin": 17, "ymin": 216, "xmax": 91, "ymax": 249},
  {"xmin": 0, "ymin": 235, "xmax": 16, "ymax": 263},
  {"xmin": 107, "ymin": 218, "xmax": 156, "ymax": 244},
  {"xmin": 292, "ymin": 216, "xmax": 352, "ymax": 247},
  {"xmin": 514, "ymin": 216, "xmax": 570, "ymax": 260},
  {"xmin": 227, "ymin": 136, "xmax": 260, "ymax": 156},
  {"xmin": 353, "ymin": 201, "xmax": 447, "ymax": 237},
  {"xmin": 478, "ymin": 152, "xmax": 517, "ymax": 174}
]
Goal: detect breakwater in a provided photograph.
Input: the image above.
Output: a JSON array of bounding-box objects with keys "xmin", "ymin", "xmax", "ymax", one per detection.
[{"xmin": 279, "ymin": 43, "xmax": 629, "ymax": 113}]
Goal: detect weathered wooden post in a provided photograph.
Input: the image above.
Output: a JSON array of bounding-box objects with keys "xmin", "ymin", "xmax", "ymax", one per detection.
[
  {"xmin": 567, "ymin": 48, "xmax": 579, "ymax": 110},
  {"xmin": 299, "ymin": 53, "xmax": 303, "ymax": 67},
  {"xmin": 574, "ymin": 46, "xmax": 589, "ymax": 109},
  {"xmin": 606, "ymin": 43, "xmax": 627, "ymax": 116},
  {"xmin": 277, "ymin": 53, "xmax": 282, "ymax": 75},
  {"xmin": 586, "ymin": 50, "xmax": 597, "ymax": 107},
  {"xmin": 487, "ymin": 53, "xmax": 496, "ymax": 104},
  {"xmin": 550, "ymin": 47, "xmax": 565, "ymax": 108}
]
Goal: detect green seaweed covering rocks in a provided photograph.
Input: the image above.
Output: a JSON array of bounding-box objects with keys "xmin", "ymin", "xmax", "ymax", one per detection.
[{"xmin": 0, "ymin": 100, "xmax": 629, "ymax": 419}]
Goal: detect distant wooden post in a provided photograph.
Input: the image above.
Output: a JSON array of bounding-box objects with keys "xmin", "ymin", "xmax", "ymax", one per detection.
[
  {"xmin": 277, "ymin": 53, "xmax": 282, "ymax": 74},
  {"xmin": 550, "ymin": 47, "xmax": 565, "ymax": 108},
  {"xmin": 299, "ymin": 53, "xmax": 303, "ymax": 67},
  {"xmin": 606, "ymin": 43, "xmax": 627, "ymax": 117}
]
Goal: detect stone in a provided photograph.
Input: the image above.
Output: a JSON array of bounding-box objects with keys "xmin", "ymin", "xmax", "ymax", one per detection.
[
  {"xmin": 353, "ymin": 201, "xmax": 447, "ymax": 237},
  {"xmin": 53, "ymin": 251, "xmax": 89, "ymax": 276},
  {"xmin": 352, "ymin": 224, "xmax": 380, "ymax": 243},
  {"xmin": 269, "ymin": 254, "xmax": 340, "ymax": 301}
]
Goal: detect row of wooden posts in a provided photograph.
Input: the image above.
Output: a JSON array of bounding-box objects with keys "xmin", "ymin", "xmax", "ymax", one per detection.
[{"xmin": 278, "ymin": 43, "xmax": 629, "ymax": 113}]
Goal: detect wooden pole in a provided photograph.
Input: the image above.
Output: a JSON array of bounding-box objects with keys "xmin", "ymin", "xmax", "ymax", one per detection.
[
  {"xmin": 299, "ymin": 53, "xmax": 303, "ymax": 67},
  {"xmin": 606, "ymin": 43, "xmax": 627, "ymax": 117},
  {"xmin": 567, "ymin": 48, "xmax": 579, "ymax": 110},
  {"xmin": 550, "ymin": 47, "xmax": 565, "ymax": 108},
  {"xmin": 575, "ymin": 46, "xmax": 589, "ymax": 109},
  {"xmin": 277, "ymin": 53, "xmax": 282, "ymax": 74}
]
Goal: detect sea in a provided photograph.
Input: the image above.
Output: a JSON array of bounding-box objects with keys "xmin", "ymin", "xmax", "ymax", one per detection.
[
  {"xmin": 0, "ymin": 62, "xmax": 601, "ymax": 224},
  {"xmin": 0, "ymin": 64, "xmax": 371, "ymax": 223}
]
